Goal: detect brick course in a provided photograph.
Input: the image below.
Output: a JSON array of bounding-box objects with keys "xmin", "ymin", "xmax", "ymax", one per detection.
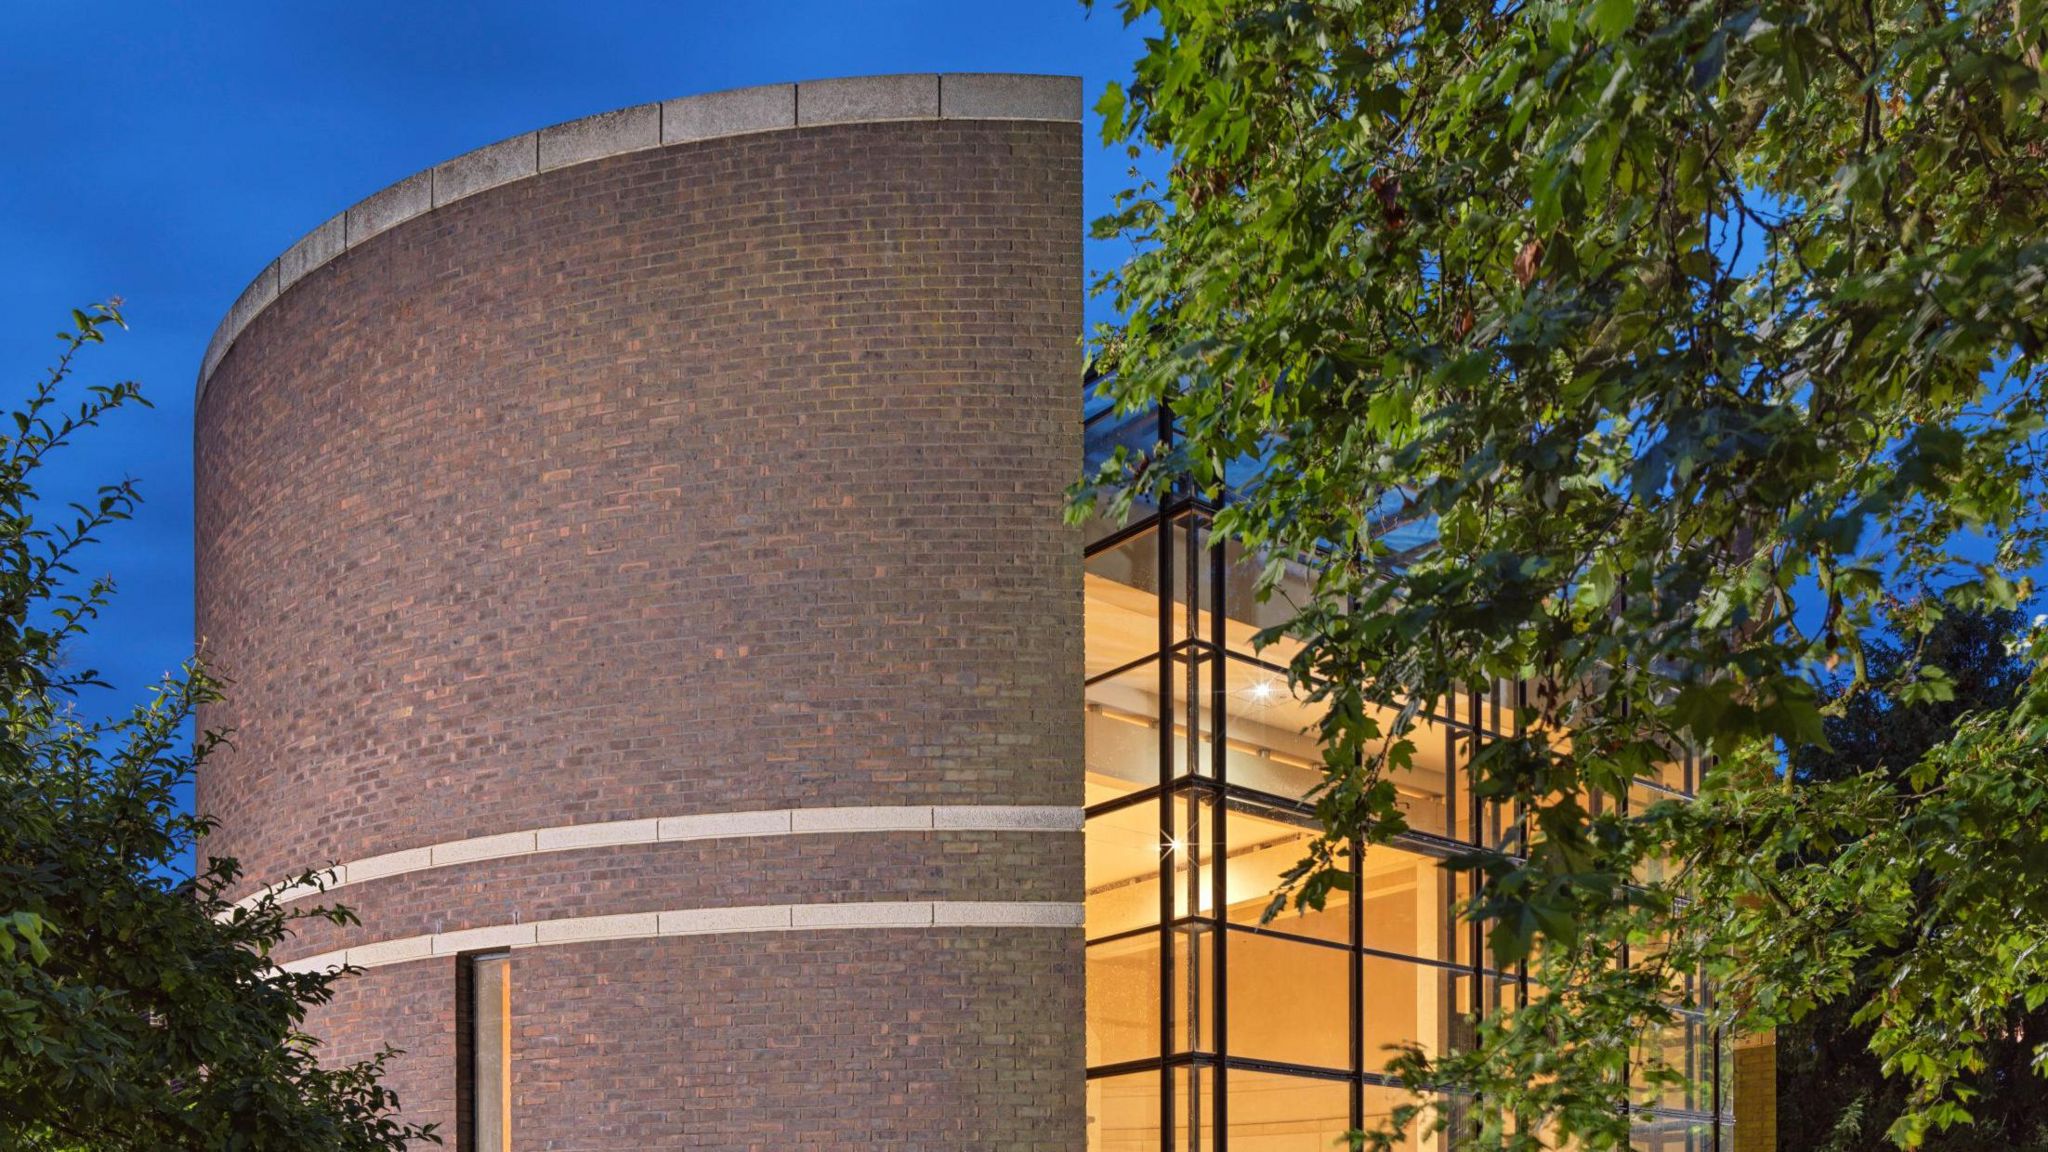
[{"xmin": 196, "ymin": 114, "xmax": 1082, "ymax": 1147}]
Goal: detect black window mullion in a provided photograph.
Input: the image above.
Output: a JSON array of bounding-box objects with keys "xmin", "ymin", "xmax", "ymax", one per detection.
[
  {"xmin": 1349, "ymin": 834, "xmax": 1365, "ymax": 1134},
  {"xmin": 1461, "ymin": 693, "xmax": 1478, "ymax": 850},
  {"xmin": 1464, "ymin": 685, "xmax": 1487, "ymax": 1138},
  {"xmin": 454, "ymin": 954, "xmax": 476, "ymax": 1152},
  {"xmin": 1340, "ymin": 589, "xmax": 1364, "ymax": 1135},
  {"xmin": 1208, "ymin": 528, "xmax": 1228, "ymax": 1151},
  {"xmin": 1710, "ymin": 1023, "xmax": 1724, "ymax": 1152},
  {"xmin": 1174, "ymin": 518, "xmax": 1208, "ymax": 1152},
  {"xmin": 1620, "ymin": 703, "xmax": 1634, "ymax": 1124},
  {"xmin": 1155, "ymin": 501, "xmax": 1176, "ymax": 1152},
  {"xmin": 1216, "ymin": 1054, "xmax": 1353, "ymax": 1082},
  {"xmin": 1086, "ymin": 650, "xmax": 1161, "ymax": 690}
]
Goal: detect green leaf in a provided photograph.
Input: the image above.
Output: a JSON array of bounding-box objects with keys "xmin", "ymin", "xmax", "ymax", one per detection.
[{"xmin": 1586, "ymin": 0, "xmax": 1634, "ymax": 42}]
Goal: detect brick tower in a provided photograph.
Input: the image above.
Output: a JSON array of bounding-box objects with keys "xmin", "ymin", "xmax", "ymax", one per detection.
[{"xmin": 194, "ymin": 74, "xmax": 1085, "ymax": 1150}]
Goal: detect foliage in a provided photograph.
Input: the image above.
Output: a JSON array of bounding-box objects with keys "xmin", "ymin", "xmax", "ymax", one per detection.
[
  {"xmin": 1688, "ymin": 615, "xmax": 2048, "ymax": 1148},
  {"xmin": 1774, "ymin": 604, "xmax": 2048, "ymax": 1151},
  {"xmin": 1081, "ymin": 0, "xmax": 2048, "ymax": 1145},
  {"xmin": 0, "ymin": 306, "xmax": 432, "ymax": 1149}
]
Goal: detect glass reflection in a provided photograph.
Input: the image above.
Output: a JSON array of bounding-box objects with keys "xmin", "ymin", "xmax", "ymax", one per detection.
[
  {"xmin": 1225, "ymin": 1072, "xmax": 1350, "ymax": 1152},
  {"xmin": 1226, "ymin": 933, "xmax": 1350, "ymax": 1070},
  {"xmin": 1363, "ymin": 1084, "xmax": 1448, "ymax": 1152},
  {"xmin": 1085, "ymin": 800, "xmax": 1164, "ymax": 939},
  {"xmin": 1087, "ymin": 1071, "xmax": 1159, "ymax": 1151},
  {"xmin": 1087, "ymin": 934, "xmax": 1160, "ymax": 1066},
  {"xmin": 1361, "ymin": 956, "xmax": 1463, "ymax": 1073}
]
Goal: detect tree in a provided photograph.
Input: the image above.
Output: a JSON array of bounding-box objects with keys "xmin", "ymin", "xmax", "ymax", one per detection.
[
  {"xmin": 1778, "ymin": 603, "xmax": 2048, "ymax": 1152},
  {"xmin": 1081, "ymin": 0, "xmax": 2048, "ymax": 1146},
  {"xmin": 0, "ymin": 305, "xmax": 432, "ymax": 1149}
]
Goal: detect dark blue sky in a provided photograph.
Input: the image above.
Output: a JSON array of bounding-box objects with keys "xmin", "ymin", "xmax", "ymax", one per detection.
[{"xmin": 0, "ymin": 2, "xmax": 1154, "ymax": 718}]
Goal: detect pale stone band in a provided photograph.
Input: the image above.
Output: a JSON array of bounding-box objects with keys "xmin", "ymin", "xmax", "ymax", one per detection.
[
  {"xmin": 278, "ymin": 899, "xmax": 1084, "ymax": 974},
  {"xmin": 241, "ymin": 803, "xmax": 1082, "ymax": 909},
  {"xmin": 197, "ymin": 72, "xmax": 1083, "ymax": 401}
]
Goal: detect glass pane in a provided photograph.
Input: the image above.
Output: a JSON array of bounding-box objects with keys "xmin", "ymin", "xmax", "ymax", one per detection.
[
  {"xmin": 1362, "ymin": 955, "xmax": 1464, "ymax": 1073},
  {"xmin": 1086, "ymin": 791, "xmax": 1223, "ymax": 938},
  {"xmin": 1169, "ymin": 790, "xmax": 1217, "ymax": 921},
  {"xmin": 1169, "ymin": 514, "xmax": 1207, "ymax": 648},
  {"xmin": 1440, "ymin": 720, "xmax": 1484, "ymax": 846},
  {"xmin": 1628, "ymin": 781, "xmax": 1685, "ymax": 887},
  {"xmin": 1490, "ymin": 963, "xmax": 1523, "ymax": 1016},
  {"xmin": 1630, "ymin": 777, "xmax": 1687, "ymax": 813},
  {"xmin": 1647, "ymin": 751, "xmax": 1691, "ymax": 795},
  {"xmin": 1086, "ymin": 1067, "xmax": 1221, "ymax": 1152},
  {"xmin": 1216, "ymin": 538, "xmax": 1315, "ymax": 661},
  {"xmin": 1087, "ymin": 933, "xmax": 1161, "ymax": 1066},
  {"xmin": 1719, "ymin": 1033, "xmax": 1737, "ymax": 1119},
  {"xmin": 1088, "ymin": 660, "xmax": 1165, "ymax": 801},
  {"xmin": 1177, "ymin": 1066, "xmax": 1217, "ymax": 1152},
  {"xmin": 1083, "ymin": 395, "xmax": 1162, "ymax": 468},
  {"xmin": 1221, "ymin": 803, "xmax": 1350, "ymax": 945},
  {"xmin": 1630, "ymin": 933, "xmax": 1698, "ymax": 1001},
  {"xmin": 1475, "ymin": 743, "xmax": 1518, "ymax": 853},
  {"xmin": 1086, "ymin": 802, "xmax": 1165, "ymax": 939},
  {"xmin": 1219, "ymin": 656, "xmax": 1325, "ymax": 799},
  {"xmin": 1170, "ymin": 647, "xmax": 1217, "ymax": 780},
  {"xmin": 1442, "ymin": 688, "xmax": 1482, "ymax": 736},
  {"xmin": 1226, "ymin": 930, "xmax": 1351, "ymax": 1071},
  {"xmin": 1088, "ymin": 1070, "xmax": 1162, "ymax": 1151},
  {"xmin": 1630, "ymin": 1113, "xmax": 1714, "ymax": 1152},
  {"xmin": 1088, "ymin": 773, "xmax": 1150, "ymax": 809},
  {"xmin": 1632, "ymin": 1014, "xmax": 1709, "ymax": 1112},
  {"xmin": 1363, "ymin": 1084, "xmax": 1449, "ymax": 1152},
  {"xmin": 1084, "ymin": 398, "xmax": 1161, "ymax": 462},
  {"xmin": 1225, "ymin": 1071, "xmax": 1351, "ymax": 1151},
  {"xmin": 472, "ymin": 954, "xmax": 511, "ymax": 1152},
  {"xmin": 1448, "ymin": 871, "xmax": 1483, "ymax": 970},
  {"xmin": 1173, "ymin": 921, "xmax": 1217, "ymax": 1055},
  {"xmin": 1360, "ymin": 843, "xmax": 1456, "ymax": 963},
  {"xmin": 1379, "ymin": 703, "xmax": 1456, "ymax": 838},
  {"xmin": 1477, "ymin": 680, "xmax": 1517, "ymax": 738},
  {"xmin": 1086, "ymin": 528, "xmax": 1163, "ymax": 677}
]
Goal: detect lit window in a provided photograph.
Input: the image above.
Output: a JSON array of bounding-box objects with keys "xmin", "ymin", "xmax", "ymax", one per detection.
[
  {"xmin": 1076, "ymin": 480, "xmax": 1727, "ymax": 1148},
  {"xmin": 469, "ymin": 954, "xmax": 511, "ymax": 1152}
]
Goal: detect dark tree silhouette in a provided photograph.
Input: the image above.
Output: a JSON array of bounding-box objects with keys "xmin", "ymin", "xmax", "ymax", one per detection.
[{"xmin": 1783, "ymin": 601, "xmax": 2046, "ymax": 1152}]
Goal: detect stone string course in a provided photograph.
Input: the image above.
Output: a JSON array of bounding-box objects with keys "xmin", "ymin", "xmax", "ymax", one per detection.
[
  {"xmin": 271, "ymin": 826, "xmax": 1083, "ymax": 964},
  {"xmin": 279, "ymin": 899, "xmax": 1085, "ymax": 974},
  {"xmin": 242, "ymin": 803, "xmax": 1082, "ymax": 908}
]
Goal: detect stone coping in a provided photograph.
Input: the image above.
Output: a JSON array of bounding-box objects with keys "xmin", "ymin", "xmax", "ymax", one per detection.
[{"xmin": 195, "ymin": 72, "xmax": 1082, "ymax": 404}]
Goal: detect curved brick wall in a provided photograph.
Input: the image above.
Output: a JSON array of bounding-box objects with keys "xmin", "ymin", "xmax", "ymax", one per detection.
[{"xmin": 194, "ymin": 75, "xmax": 1083, "ymax": 1148}]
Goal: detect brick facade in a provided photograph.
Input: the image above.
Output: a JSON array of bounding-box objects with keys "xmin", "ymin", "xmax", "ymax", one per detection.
[{"xmin": 195, "ymin": 94, "xmax": 1084, "ymax": 1149}]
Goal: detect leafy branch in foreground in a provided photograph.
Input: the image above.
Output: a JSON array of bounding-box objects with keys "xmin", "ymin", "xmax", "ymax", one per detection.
[
  {"xmin": 0, "ymin": 304, "xmax": 433, "ymax": 1150},
  {"xmin": 1082, "ymin": 0, "xmax": 2048, "ymax": 1145},
  {"xmin": 1770, "ymin": 606, "xmax": 2048, "ymax": 1152}
]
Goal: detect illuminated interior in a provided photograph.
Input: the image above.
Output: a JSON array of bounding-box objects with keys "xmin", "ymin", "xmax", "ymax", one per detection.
[
  {"xmin": 468, "ymin": 953, "xmax": 511, "ymax": 1152},
  {"xmin": 1078, "ymin": 401, "xmax": 1728, "ymax": 1152}
]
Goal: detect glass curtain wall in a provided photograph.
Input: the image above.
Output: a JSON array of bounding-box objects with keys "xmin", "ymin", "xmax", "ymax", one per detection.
[{"xmin": 1079, "ymin": 397, "xmax": 1730, "ymax": 1152}]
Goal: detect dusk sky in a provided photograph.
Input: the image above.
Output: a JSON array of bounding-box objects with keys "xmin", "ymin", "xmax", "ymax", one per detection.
[{"xmin": 0, "ymin": 2, "xmax": 1154, "ymax": 723}]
